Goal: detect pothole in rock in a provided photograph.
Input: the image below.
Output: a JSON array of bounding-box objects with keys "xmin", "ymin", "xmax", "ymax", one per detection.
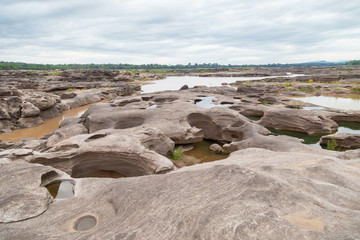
[
  {"xmin": 169, "ymin": 140, "xmax": 229, "ymax": 168},
  {"xmin": 74, "ymin": 215, "xmax": 97, "ymax": 231},
  {"xmin": 267, "ymin": 127, "xmax": 324, "ymax": 145},
  {"xmin": 245, "ymin": 116, "xmax": 262, "ymax": 121},
  {"xmin": 194, "ymin": 96, "xmax": 232, "ymax": 109},
  {"xmin": 45, "ymin": 180, "xmax": 74, "ymax": 199},
  {"xmin": 72, "ymin": 169, "xmax": 126, "ymax": 178}
]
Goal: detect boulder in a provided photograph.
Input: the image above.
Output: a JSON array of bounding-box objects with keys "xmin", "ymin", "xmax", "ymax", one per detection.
[
  {"xmin": 259, "ymin": 108, "xmax": 338, "ymax": 134},
  {"xmin": 21, "ymin": 101, "xmax": 41, "ymax": 117},
  {"xmin": 209, "ymin": 143, "xmax": 224, "ymax": 153},
  {"xmin": 60, "ymin": 92, "xmax": 77, "ymax": 99}
]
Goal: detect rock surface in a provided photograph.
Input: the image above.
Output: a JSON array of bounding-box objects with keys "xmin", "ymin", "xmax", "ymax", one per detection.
[
  {"xmin": 0, "ymin": 148, "xmax": 359, "ymax": 239},
  {"xmin": 1, "ymin": 67, "xmax": 360, "ymax": 239}
]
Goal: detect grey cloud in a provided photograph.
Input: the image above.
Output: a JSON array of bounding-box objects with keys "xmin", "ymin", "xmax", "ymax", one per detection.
[{"xmin": 0, "ymin": 0, "xmax": 359, "ymax": 64}]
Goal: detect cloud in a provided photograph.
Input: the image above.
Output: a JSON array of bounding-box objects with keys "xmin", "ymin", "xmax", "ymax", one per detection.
[{"xmin": 0, "ymin": 0, "xmax": 359, "ymax": 64}]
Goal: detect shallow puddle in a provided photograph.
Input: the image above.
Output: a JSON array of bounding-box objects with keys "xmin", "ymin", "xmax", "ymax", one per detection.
[
  {"xmin": 0, "ymin": 100, "xmax": 107, "ymax": 142},
  {"xmin": 195, "ymin": 96, "xmax": 232, "ymax": 109},
  {"xmin": 146, "ymin": 104, "xmax": 157, "ymax": 109},
  {"xmin": 246, "ymin": 116, "xmax": 262, "ymax": 121},
  {"xmin": 267, "ymin": 128, "xmax": 323, "ymax": 144},
  {"xmin": 75, "ymin": 216, "xmax": 97, "ymax": 231},
  {"xmin": 45, "ymin": 180, "xmax": 74, "ymax": 199},
  {"xmin": 183, "ymin": 140, "xmax": 229, "ymax": 163}
]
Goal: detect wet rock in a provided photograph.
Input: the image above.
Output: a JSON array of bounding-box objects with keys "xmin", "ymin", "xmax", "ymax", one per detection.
[
  {"xmin": 209, "ymin": 143, "xmax": 224, "ymax": 153},
  {"xmin": 21, "ymin": 101, "xmax": 41, "ymax": 117}
]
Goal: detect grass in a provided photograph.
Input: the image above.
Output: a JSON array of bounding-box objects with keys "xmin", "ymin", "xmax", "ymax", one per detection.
[
  {"xmin": 67, "ymin": 88, "xmax": 72, "ymax": 92},
  {"xmin": 305, "ymin": 79, "xmax": 314, "ymax": 83},
  {"xmin": 262, "ymin": 100, "xmax": 268, "ymax": 105},
  {"xmin": 351, "ymin": 86, "xmax": 360, "ymax": 94},
  {"xmin": 171, "ymin": 148, "xmax": 183, "ymax": 160},
  {"xmin": 299, "ymin": 87, "xmax": 316, "ymax": 92},
  {"xmin": 326, "ymin": 138, "xmax": 338, "ymax": 151},
  {"xmin": 283, "ymin": 83, "xmax": 294, "ymax": 87},
  {"xmin": 333, "ymin": 87, "xmax": 342, "ymax": 90}
]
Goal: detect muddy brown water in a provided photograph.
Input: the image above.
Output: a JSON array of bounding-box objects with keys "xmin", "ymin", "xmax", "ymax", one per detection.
[{"xmin": 0, "ymin": 100, "xmax": 107, "ymax": 142}]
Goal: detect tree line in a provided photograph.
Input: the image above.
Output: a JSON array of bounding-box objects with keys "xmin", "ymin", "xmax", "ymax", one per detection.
[
  {"xmin": 345, "ymin": 60, "xmax": 360, "ymax": 66},
  {"xmin": 0, "ymin": 61, "xmax": 347, "ymax": 70}
]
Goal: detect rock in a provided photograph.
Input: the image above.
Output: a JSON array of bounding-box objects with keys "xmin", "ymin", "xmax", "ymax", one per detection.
[
  {"xmin": 21, "ymin": 101, "xmax": 41, "ymax": 117},
  {"xmin": 32, "ymin": 128, "xmax": 176, "ymax": 177},
  {"xmin": 180, "ymin": 85, "xmax": 189, "ymax": 90},
  {"xmin": 0, "ymin": 163, "xmax": 54, "ymax": 223},
  {"xmin": 1, "ymin": 149, "xmax": 360, "ymax": 238},
  {"xmin": 209, "ymin": 143, "xmax": 224, "ymax": 153},
  {"xmin": 320, "ymin": 133, "xmax": 360, "ymax": 149},
  {"xmin": 60, "ymin": 92, "xmax": 77, "ymax": 99},
  {"xmin": 259, "ymin": 108, "xmax": 338, "ymax": 134},
  {"xmin": 18, "ymin": 116, "xmax": 44, "ymax": 128},
  {"xmin": 24, "ymin": 92, "xmax": 60, "ymax": 111},
  {"xmin": 0, "ymin": 100, "xmax": 11, "ymax": 119}
]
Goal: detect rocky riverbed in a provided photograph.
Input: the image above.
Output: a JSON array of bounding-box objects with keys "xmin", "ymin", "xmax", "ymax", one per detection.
[{"xmin": 1, "ymin": 67, "xmax": 360, "ymax": 239}]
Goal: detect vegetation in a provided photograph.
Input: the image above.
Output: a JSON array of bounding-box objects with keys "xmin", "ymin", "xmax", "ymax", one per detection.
[
  {"xmin": 298, "ymin": 87, "xmax": 316, "ymax": 92},
  {"xmin": 326, "ymin": 138, "xmax": 338, "ymax": 151},
  {"xmin": 0, "ymin": 61, "xmax": 346, "ymax": 71},
  {"xmin": 262, "ymin": 100, "xmax": 269, "ymax": 105},
  {"xmin": 351, "ymin": 85, "xmax": 360, "ymax": 94},
  {"xmin": 67, "ymin": 88, "xmax": 72, "ymax": 92},
  {"xmin": 345, "ymin": 60, "xmax": 360, "ymax": 66},
  {"xmin": 283, "ymin": 83, "xmax": 294, "ymax": 87},
  {"xmin": 171, "ymin": 148, "xmax": 183, "ymax": 160}
]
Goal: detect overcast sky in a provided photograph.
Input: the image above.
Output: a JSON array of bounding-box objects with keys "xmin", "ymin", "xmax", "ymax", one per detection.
[{"xmin": 0, "ymin": 0, "xmax": 359, "ymax": 64}]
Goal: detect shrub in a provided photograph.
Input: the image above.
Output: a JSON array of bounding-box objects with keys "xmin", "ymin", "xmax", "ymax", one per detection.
[
  {"xmin": 67, "ymin": 88, "xmax": 72, "ymax": 92},
  {"xmin": 171, "ymin": 148, "xmax": 183, "ymax": 160},
  {"xmin": 326, "ymin": 138, "xmax": 338, "ymax": 151},
  {"xmin": 262, "ymin": 100, "xmax": 268, "ymax": 105}
]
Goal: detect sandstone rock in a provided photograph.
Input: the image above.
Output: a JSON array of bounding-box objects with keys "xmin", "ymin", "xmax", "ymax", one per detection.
[
  {"xmin": 18, "ymin": 116, "xmax": 44, "ymax": 128},
  {"xmin": 0, "ymin": 163, "xmax": 55, "ymax": 223},
  {"xmin": 60, "ymin": 92, "xmax": 77, "ymax": 99},
  {"xmin": 1, "ymin": 149, "xmax": 360, "ymax": 239},
  {"xmin": 259, "ymin": 108, "xmax": 338, "ymax": 134},
  {"xmin": 0, "ymin": 100, "xmax": 10, "ymax": 119},
  {"xmin": 21, "ymin": 101, "xmax": 41, "ymax": 117},
  {"xmin": 320, "ymin": 133, "xmax": 360, "ymax": 149},
  {"xmin": 209, "ymin": 143, "xmax": 223, "ymax": 153},
  {"xmin": 180, "ymin": 85, "xmax": 188, "ymax": 90},
  {"xmin": 32, "ymin": 128, "xmax": 176, "ymax": 177}
]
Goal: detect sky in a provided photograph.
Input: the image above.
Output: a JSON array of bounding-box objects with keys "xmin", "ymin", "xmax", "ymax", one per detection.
[{"xmin": 0, "ymin": 0, "xmax": 359, "ymax": 65}]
